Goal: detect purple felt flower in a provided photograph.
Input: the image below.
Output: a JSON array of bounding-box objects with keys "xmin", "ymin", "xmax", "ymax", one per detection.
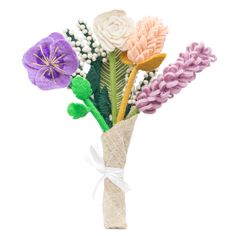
[
  {"xmin": 23, "ymin": 32, "xmax": 78, "ymax": 90},
  {"xmin": 136, "ymin": 42, "xmax": 217, "ymax": 114}
]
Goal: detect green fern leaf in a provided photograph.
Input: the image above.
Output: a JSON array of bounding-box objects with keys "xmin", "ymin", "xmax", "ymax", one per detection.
[{"xmin": 100, "ymin": 49, "xmax": 129, "ymax": 123}]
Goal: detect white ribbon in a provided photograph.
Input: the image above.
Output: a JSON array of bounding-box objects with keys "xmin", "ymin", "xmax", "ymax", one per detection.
[{"xmin": 87, "ymin": 145, "xmax": 130, "ymax": 198}]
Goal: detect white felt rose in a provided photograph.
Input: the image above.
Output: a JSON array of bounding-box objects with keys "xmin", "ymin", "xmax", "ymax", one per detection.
[{"xmin": 93, "ymin": 10, "xmax": 134, "ymax": 52}]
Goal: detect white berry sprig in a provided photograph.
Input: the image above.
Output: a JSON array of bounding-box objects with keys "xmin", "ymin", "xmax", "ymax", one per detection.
[
  {"xmin": 63, "ymin": 28, "xmax": 87, "ymax": 77},
  {"xmin": 64, "ymin": 19, "xmax": 108, "ymax": 66}
]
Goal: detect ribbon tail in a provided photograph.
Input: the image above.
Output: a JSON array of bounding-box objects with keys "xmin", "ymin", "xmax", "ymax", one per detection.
[
  {"xmin": 92, "ymin": 176, "xmax": 105, "ymax": 199},
  {"xmin": 89, "ymin": 146, "xmax": 104, "ymax": 166}
]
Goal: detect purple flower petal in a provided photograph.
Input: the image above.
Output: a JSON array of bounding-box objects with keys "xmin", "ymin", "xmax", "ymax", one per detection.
[
  {"xmin": 25, "ymin": 67, "xmax": 38, "ymax": 85},
  {"xmin": 23, "ymin": 37, "xmax": 54, "ymax": 70},
  {"xmin": 49, "ymin": 32, "xmax": 65, "ymax": 41},
  {"xmin": 35, "ymin": 67, "xmax": 71, "ymax": 90}
]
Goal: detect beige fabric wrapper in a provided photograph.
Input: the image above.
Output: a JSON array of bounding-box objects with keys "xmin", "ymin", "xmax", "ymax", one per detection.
[{"xmin": 101, "ymin": 115, "xmax": 137, "ymax": 229}]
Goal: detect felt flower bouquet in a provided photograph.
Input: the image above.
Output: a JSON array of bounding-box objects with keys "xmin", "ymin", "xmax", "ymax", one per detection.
[{"xmin": 23, "ymin": 10, "xmax": 216, "ymax": 229}]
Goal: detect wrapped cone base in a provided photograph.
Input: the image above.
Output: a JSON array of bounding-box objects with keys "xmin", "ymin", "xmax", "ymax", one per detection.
[{"xmin": 101, "ymin": 115, "xmax": 138, "ymax": 229}]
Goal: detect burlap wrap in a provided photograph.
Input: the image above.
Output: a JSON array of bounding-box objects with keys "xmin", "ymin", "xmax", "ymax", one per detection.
[{"xmin": 101, "ymin": 115, "xmax": 137, "ymax": 229}]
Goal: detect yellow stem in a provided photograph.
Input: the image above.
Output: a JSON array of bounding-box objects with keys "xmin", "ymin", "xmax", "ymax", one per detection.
[{"xmin": 117, "ymin": 65, "xmax": 139, "ymax": 122}]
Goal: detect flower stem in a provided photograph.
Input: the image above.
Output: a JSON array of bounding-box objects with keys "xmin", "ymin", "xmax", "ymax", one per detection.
[
  {"xmin": 126, "ymin": 106, "xmax": 139, "ymax": 119},
  {"xmin": 109, "ymin": 51, "xmax": 117, "ymax": 124},
  {"xmin": 117, "ymin": 65, "xmax": 139, "ymax": 122},
  {"xmin": 84, "ymin": 98, "xmax": 109, "ymax": 132}
]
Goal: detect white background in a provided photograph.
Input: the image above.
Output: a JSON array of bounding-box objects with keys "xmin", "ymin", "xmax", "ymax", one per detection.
[{"xmin": 0, "ymin": 0, "xmax": 235, "ymax": 235}]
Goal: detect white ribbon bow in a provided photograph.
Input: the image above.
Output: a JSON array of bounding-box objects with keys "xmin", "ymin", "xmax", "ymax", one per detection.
[{"xmin": 88, "ymin": 145, "xmax": 130, "ymax": 198}]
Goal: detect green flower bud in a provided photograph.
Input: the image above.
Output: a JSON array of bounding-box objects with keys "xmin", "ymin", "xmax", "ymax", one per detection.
[
  {"xmin": 71, "ymin": 76, "xmax": 92, "ymax": 100},
  {"xmin": 67, "ymin": 103, "xmax": 89, "ymax": 119}
]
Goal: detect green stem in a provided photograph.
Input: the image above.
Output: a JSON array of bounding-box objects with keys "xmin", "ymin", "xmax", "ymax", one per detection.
[
  {"xmin": 126, "ymin": 106, "xmax": 139, "ymax": 119},
  {"xmin": 84, "ymin": 98, "xmax": 109, "ymax": 132},
  {"xmin": 109, "ymin": 52, "xmax": 117, "ymax": 124}
]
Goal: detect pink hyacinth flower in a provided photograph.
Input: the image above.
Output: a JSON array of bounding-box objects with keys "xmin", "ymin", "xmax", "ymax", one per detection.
[{"xmin": 136, "ymin": 42, "xmax": 217, "ymax": 114}]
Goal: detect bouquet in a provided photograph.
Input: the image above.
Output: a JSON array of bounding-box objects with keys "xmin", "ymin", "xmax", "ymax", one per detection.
[{"xmin": 22, "ymin": 10, "xmax": 216, "ymax": 229}]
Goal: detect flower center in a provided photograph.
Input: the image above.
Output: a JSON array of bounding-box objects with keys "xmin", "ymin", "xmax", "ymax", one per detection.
[{"xmin": 33, "ymin": 46, "xmax": 66, "ymax": 80}]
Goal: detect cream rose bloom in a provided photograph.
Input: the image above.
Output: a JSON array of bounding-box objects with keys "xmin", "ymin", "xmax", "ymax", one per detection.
[{"xmin": 93, "ymin": 10, "xmax": 134, "ymax": 52}]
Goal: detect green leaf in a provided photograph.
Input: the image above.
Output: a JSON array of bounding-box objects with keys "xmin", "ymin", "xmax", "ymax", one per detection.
[
  {"xmin": 85, "ymin": 57, "xmax": 112, "ymax": 127},
  {"xmin": 100, "ymin": 49, "xmax": 129, "ymax": 116},
  {"xmin": 71, "ymin": 76, "xmax": 92, "ymax": 100},
  {"xmin": 97, "ymin": 86, "xmax": 112, "ymax": 128},
  {"xmin": 125, "ymin": 103, "xmax": 132, "ymax": 118},
  {"xmin": 67, "ymin": 103, "xmax": 89, "ymax": 119},
  {"xmin": 86, "ymin": 57, "xmax": 102, "ymax": 105}
]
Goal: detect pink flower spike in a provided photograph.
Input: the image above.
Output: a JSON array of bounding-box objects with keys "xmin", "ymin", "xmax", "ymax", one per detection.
[{"xmin": 136, "ymin": 42, "xmax": 217, "ymax": 114}]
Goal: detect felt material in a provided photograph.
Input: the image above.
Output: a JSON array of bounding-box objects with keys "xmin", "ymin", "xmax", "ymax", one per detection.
[
  {"xmin": 137, "ymin": 53, "xmax": 166, "ymax": 71},
  {"xmin": 71, "ymin": 76, "xmax": 92, "ymax": 100},
  {"xmin": 120, "ymin": 52, "xmax": 166, "ymax": 71},
  {"xmin": 116, "ymin": 65, "xmax": 138, "ymax": 123},
  {"xmin": 127, "ymin": 17, "xmax": 168, "ymax": 64},
  {"xmin": 101, "ymin": 115, "xmax": 137, "ymax": 229},
  {"xmin": 120, "ymin": 51, "xmax": 133, "ymax": 65},
  {"xmin": 67, "ymin": 103, "xmax": 89, "ymax": 119},
  {"xmin": 117, "ymin": 53, "xmax": 166, "ymax": 122},
  {"xmin": 98, "ymin": 87, "xmax": 112, "ymax": 128},
  {"xmin": 136, "ymin": 42, "xmax": 217, "ymax": 114},
  {"xmin": 70, "ymin": 76, "xmax": 109, "ymax": 132},
  {"xmin": 86, "ymin": 58, "xmax": 112, "ymax": 127},
  {"xmin": 84, "ymin": 99, "xmax": 109, "ymax": 132},
  {"xmin": 86, "ymin": 57, "xmax": 102, "ymax": 103},
  {"xmin": 108, "ymin": 51, "xmax": 117, "ymax": 124},
  {"xmin": 100, "ymin": 49, "xmax": 129, "ymax": 124},
  {"xmin": 93, "ymin": 10, "xmax": 134, "ymax": 52},
  {"xmin": 125, "ymin": 103, "xmax": 132, "ymax": 118},
  {"xmin": 22, "ymin": 33, "xmax": 78, "ymax": 90}
]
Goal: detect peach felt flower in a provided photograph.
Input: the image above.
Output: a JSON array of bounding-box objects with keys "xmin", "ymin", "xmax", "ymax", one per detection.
[
  {"xmin": 127, "ymin": 17, "xmax": 168, "ymax": 64},
  {"xmin": 116, "ymin": 17, "xmax": 167, "ymax": 122}
]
